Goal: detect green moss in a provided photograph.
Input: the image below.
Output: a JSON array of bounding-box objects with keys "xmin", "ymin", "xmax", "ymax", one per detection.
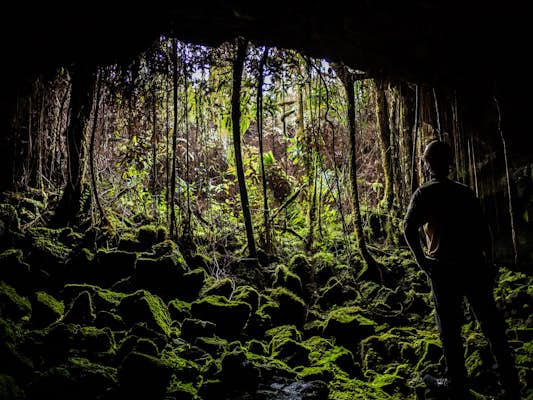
[
  {"xmin": 201, "ymin": 277, "xmax": 235, "ymax": 298},
  {"xmin": 272, "ymin": 264, "xmax": 303, "ymax": 296},
  {"xmin": 0, "ymin": 373, "xmax": 24, "ymax": 400},
  {"xmin": 0, "ymin": 281, "xmax": 31, "ymax": 321},
  {"xmin": 0, "ymin": 249, "xmax": 31, "ymax": 287},
  {"xmin": 269, "ymin": 287, "xmax": 307, "ymax": 326},
  {"xmin": 168, "ymin": 299, "xmax": 192, "ymax": 321},
  {"xmin": 233, "ymin": 285, "xmax": 260, "ymax": 312},
  {"xmin": 137, "ymin": 224, "xmax": 160, "ymax": 247},
  {"xmin": 62, "ymin": 284, "xmax": 126, "ymax": 310},
  {"xmin": 30, "ymin": 291, "xmax": 64, "ymax": 327},
  {"xmin": 296, "ymin": 365, "xmax": 334, "ymax": 382},
  {"xmin": 79, "ymin": 326, "xmax": 116, "ymax": 353},
  {"xmin": 62, "ymin": 290, "xmax": 96, "ymax": 325},
  {"xmin": 190, "ymin": 295, "xmax": 251, "ymax": 338},
  {"xmin": 323, "ymin": 306, "xmax": 376, "ymax": 350},
  {"xmin": 0, "ymin": 203, "xmax": 20, "ymax": 231},
  {"xmin": 118, "ymin": 290, "xmax": 172, "ymax": 336}
]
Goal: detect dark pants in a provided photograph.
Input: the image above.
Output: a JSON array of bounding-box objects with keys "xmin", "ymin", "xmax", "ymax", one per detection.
[{"xmin": 429, "ymin": 261, "xmax": 520, "ymax": 397}]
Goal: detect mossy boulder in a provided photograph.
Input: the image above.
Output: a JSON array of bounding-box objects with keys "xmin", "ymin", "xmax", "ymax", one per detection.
[
  {"xmin": 271, "ymin": 337, "xmax": 310, "ymax": 367},
  {"xmin": 0, "ymin": 374, "xmax": 24, "ymax": 400},
  {"xmin": 117, "ymin": 351, "xmax": 173, "ymax": 399},
  {"xmin": 322, "ymin": 306, "xmax": 377, "ymax": 351},
  {"xmin": 118, "ymin": 290, "xmax": 172, "ymax": 337},
  {"xmin": 0, "ymin": 249, "xmax": 31, "ymax": 289},
  {"xmin": 26, "ymin": 357, "xmax": 117, "ymax": 400},
  {"xmin": 317, "ymin": 276, "xmax": 358, "ymax": 309},
  {"xmin": 272, "ymin": 263, "xmax": 304, "ymax": 297},
  {"xmin": 0, "ymin": 281, "xmax": 31, "ymax": 321},
  {"xmin": 168, "ymin": 299, "xmax": 192, "ymax": 321},
  {"xmin": 136, "ymin": 224, "xmax": 163, "ymax": 248},
  {"xmin": 201, "ymin": 277, "xmax": 234, "ymax": 298},
  {"xmin": 135, "ymin": 255, "xmax": 188, "ymax": 301},
  {"xmin": 180, "ymin": 318, "xmax": 217, "ymax": 342},
  {"xmin": 94, "ymin": 310, "xmax": 125, "ymax": 331},
  {"xmin": 190, "ymin": 295, "xmax": 252, "ymax": 338},
  {"xmin": 288, "ymin": 253, "xmax": 317, "ymax": 302},
  {"xmin": 215, "ymin": 350, "xmax": 260, "ymax": 396},
  {"xmin": 29, "ymin": 291, "xmax": 64, "ymax": 328},
  {"xmin": 179, "ymin": 268, "xmax": 208, "ymax": 301},
  {"xmin": 233, "ymin": 285, "xmax": 260, "ymax": 312},
  {"xmin": 62, "ymin": 283, "xmax": 126, "ymax": 311},
  {"xmin": 305, "ymin": 336, "xmax": 361, "ymax": 377},
  {"xmin": 62, "ymin": 290, "xmax": 96, "ymax": 325},
  {"xmin": 0, "ymin": 319, "xmax": 34, "ymax": 382},
  {"xmin": 268, "ymin": 287, "xmax": 307, "ymax": 327},
  {"xmin": 94, "ymin": 249, "xmax": 137, "ymax": 288}
]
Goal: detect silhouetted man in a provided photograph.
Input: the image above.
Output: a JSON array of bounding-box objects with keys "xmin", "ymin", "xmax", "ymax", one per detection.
[{"xmin": 403, "ymin": 140, "xmax": 521, "ymax": 399}]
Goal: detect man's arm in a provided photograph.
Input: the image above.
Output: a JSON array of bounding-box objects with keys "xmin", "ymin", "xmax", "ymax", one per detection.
[{"xmin": 403, "ymin": 218, "xmax": 427, "ymax": 267}]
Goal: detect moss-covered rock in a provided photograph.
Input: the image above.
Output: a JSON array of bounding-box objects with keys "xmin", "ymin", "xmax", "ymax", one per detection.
[
  {"xmin": 288, "ymin": 253, "xmax": 317, "ymax": 302},
  {"xmin": 179, "ymin": 268, "xmax": 208, "ymax": 301},
  {"xmin": 201, "ymin": 277, "xmax": 234, "ymax": 298},
  {"xmin": 94, "ymin": 310, "xmax": 125, "ymax": 331},
  {"xmin": 62, "ymin": 283, "xmax": 126, "ymax": 311},
  {"xmin": 0, "ymin": 249, "xmax": 31, "ymax": 290},
  {"xmin": 118, "ymin": 290, "xmax": 172, "ymax": 337},
  {"xmin": 217, "ymin": 350, "xmax": 260, "ymax": 396},
  {"xmin": 64, "ymin": 247, "xmax": 94, "ymax": 283},
  {"xmin": 311, "ymin": 251, "xmax": 337, "ymax": 286},
  {"xmin": 26, "ymin": 357, "xmax": 117, "ymax": 400},
  {"xmin": 180, "ymin": 318, "xmax": 217, "ymax": 343},
  {"xmin": 322, "ymin": 306, "xmax": 377, "ymax": 351},
  {"xmin": 30, "ymin": 291, "xmax": 64, "ymax": 328},
  {"xmin": 233, "ymin": 285, "xmax": 260, "ymax": 312},
  {"xmin": 0, "ymin": 319, "xmax": 34, "ymax": 382},
  {"xmin": 272, "ymin": 263, "xmax": 304, "ymax": 297},
  {"xmin": 136, "ymin": 224, "xmax": 160, "ymax": 248},
  {"xmin": 135, "ymin": 255, "xmax": 188, "ymax": 301},
  {"xmin": 271, "ymin": 337, "xmax": 310, "ymax": 368},
  {"xmin": 0, "ymin": 374, "xmax": 24, "ymax": 400},
  {"xmin": 190, "ymin": 295, "xmax": 251, "ymax": 338},
  {"xmin": 117, "ymin": 351, "xmax": 173, "ymax": 399},
  {"xmin": 268, "ymin": 287, "xmax": 307, "ymax": 327},
  {"xmin": 168, "ymin": 299, "xmax": 192, "ymax": 321},
  {"xmin": 317, "ymin": 276, "xmax": 358, "ymax": 309},
  {"xmin": 94, "ymin": 249, "xmax": 137, "ymax": 288},
  {"xmin": 0, "ymin": 281, "xmax": 31, "ymax": 321},
  {"xmin": 62, "ymin": 290, "xmax": 96, "ymax": 325},
  {"xmin": 305, "ymin": 336, "xmax": 361, "ymax": 377}
]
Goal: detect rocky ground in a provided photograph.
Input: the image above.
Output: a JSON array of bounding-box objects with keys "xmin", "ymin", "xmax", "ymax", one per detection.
[{"xmin": 0, "ymin": 199, "xmax": 532, "ymax": 400}]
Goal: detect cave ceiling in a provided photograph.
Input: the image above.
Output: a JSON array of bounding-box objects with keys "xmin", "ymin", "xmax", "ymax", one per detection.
[{"xmin": 2, "ymin": 2, "xmax": 531, "ymax": 153}]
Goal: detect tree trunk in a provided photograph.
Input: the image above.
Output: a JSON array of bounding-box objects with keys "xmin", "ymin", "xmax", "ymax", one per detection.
[
  {"xmin": 373, "ymin": 78, "xmax": 394, "ymax": 211},
  {"xmin": 52, "ymin": 63, "xmax": 95, "ymax": 227},
  {"xmin": 257, "ymin": 47, "xmax": 271, "ymax": 252},
  {"xmin": 170, "ymin": 39, "xmax": 179, "ymax": 237},
  {"xmin": 335, "ymin": 64, "xmax": 380, "ymax": 280},
  {"xmin": 232, "ymin": 37, "xmax": 257, "ymax": 258}
]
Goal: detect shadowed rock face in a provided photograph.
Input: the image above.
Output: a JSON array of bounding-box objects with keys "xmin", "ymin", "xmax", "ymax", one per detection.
[
  {"xmin": 2, "ymin": 2, "xmax": 530, "ymax": 168},
  {"xmin": 2, "ymin": 2, "xmax": 529, "ymax": 88}
]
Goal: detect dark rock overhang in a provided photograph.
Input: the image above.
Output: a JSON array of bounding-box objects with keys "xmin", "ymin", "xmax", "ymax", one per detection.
[{"xmin": 3, "ymin": 2, "xmax": 529, "ymax": 90}]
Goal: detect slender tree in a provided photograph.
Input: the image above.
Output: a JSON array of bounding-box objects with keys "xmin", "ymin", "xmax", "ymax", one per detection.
[
  {"xmin": 373, "ymin": 78, "xmax": 394, "ymax": 211},
  {"xmin": 232, "ymin": 37, "xmax": 257, "ymax": 258},
  {"xmin": 334, "ymin": 64, "xmax": 380, "ymax": 279},
  {"xmin": 170, "ymin": 38, "xmax": 179, "ymax": 237},
  {"xmin": 89, "ymin": 69, "xmax": 107, "ymax": 225},
  {"xmin": 256, "ymin": 47, "xmax": 271, "ymax": 252},
  {"xmin": 52, "ymin": 63, "xmax": 95, "ymax": 227}
]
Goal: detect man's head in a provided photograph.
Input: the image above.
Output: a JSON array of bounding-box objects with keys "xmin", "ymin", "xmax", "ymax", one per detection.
[{"xmin": 423, "ymin": 140, "xmax": 453, "ymax": 177}]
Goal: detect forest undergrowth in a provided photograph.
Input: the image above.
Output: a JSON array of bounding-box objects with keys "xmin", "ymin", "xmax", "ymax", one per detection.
[{"xmin": 0, "ymin": 189, "xmax": 532, "ymax": 400}]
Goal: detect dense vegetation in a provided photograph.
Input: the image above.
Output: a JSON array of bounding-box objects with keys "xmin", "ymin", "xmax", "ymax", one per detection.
[{"xmin": 0, "ymin": 37, "xmax": 531, "ymax": 399}]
